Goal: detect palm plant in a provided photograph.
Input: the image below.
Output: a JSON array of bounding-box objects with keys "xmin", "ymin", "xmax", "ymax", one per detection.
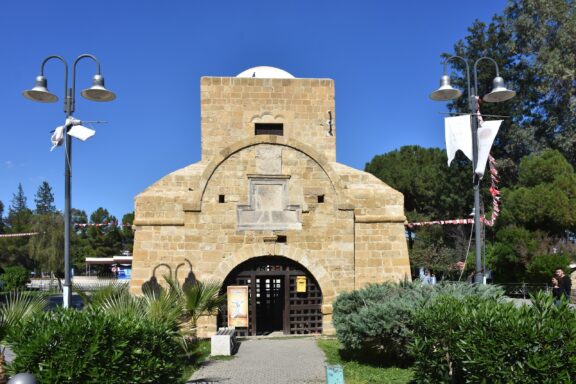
[
  {"xmin": 0, "ymin": 291, "xmax": 47, "ymax": 383},
  {"xmin": 75, "ymin": 276, "xmax": 225, "ymax": 338},
  {"xmin": 164, "ymin": 277, "xmax": 226, "ymax": 338},
  {"xmin": 83, "ymin": 276, "xmax": 225, "ymax": 361},
  {"xmin": 98, "ymin": 286, "xmax": 182, "ymax": 330},
  {"xmin": 73, "ymin": 280, "xmax": 129, "ymax": 309}
]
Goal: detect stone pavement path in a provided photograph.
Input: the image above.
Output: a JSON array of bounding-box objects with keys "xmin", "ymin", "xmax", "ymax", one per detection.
[{"xmin": 188, "ymin": 337, "xmax": 326, "ymax": 384}]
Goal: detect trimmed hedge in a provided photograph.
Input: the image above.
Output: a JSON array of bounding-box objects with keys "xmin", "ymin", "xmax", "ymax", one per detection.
[
  {"xmin": 410, "ymin": 292, "xmax": 576, "ymax": 383},
  {"xmin": 332, "ymin": 282, "xmax": 502, "ymax": 362},
  {"xmin": 8, "ymin": 308, "xmax": 186, "ymax": 383}
]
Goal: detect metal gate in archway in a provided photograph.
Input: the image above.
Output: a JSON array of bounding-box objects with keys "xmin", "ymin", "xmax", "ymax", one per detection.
[{"xmin": 218, "ymin": 256, "xmax": 323, "ymax": 336}]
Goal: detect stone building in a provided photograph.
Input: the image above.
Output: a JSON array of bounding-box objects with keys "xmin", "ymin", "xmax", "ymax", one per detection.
[{"xmin": 130, "ymin": 66, "xmax": 411, "ymax": 336}]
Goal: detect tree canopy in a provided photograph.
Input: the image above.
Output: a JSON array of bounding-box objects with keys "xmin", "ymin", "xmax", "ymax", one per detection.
[
  {"xmin": 365, "ymin": 145, "xmax": 473, "ymax": 220},
  {"xmin": 498, "ymin": 149, "xmax": 576, "ymax": 235},
  {"xmin": 0, "ymin": 183, "xmax": 134, "ymax": 275},
  {"xmin": 34, "ymin": 181, "xmax": 56, "ymax": 215},
  {"xmin": 365, "ymin": 0, "xmax": 576, "ymax": 281},
  {"xmin": 446, "ymin": 0, "xmax": 576, "ymax": 182}
]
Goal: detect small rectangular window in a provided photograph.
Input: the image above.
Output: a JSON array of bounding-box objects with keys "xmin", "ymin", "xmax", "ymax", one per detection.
[
  {"xmin": 276, "ymin": 235, "xmax": 287, "ymax": 243},
  {"xmin": 255, "ymin": 123, "xmax": 283, "ymax": 136},
  {"xmin": 219, "ymin": 195, "xmax": 225, "ymax": 203},
  {"xmin": 317, "ymin": 195, "xmax": 325, "ymax": 203}
]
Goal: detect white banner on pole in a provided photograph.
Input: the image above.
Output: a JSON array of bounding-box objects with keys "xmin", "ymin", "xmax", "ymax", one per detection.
[
  {"xmin": 445, "ymin": 115, "xmax": 502, "ymax": 177},
  {"xmin": 444, "ymin": 115, "xmax": 472, "ymax": 165},
  {"xmin": 475, "ymin": 120, "xmax": 502, "ymax": 177}
]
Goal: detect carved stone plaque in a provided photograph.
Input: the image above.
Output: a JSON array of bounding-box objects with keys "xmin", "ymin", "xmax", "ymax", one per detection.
[
  {"xmin": 255, "ymin": 145, "xmax": 282, "ymax": 175},
  {"xmin": 237, "ymin": 176, "xmax": 301, "ymax": 231}
]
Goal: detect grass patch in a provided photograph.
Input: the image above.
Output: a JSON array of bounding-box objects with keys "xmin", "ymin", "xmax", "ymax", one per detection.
[
  {"xmin": 179, "ymin": 339, "xmax": 211, "ymax": 383},
  {"xmin": 210, "ymin": 355, "xmax": 236, "ymax": 361},
  {"xmin": 179, "ymin": 339, "xmax": 237, "ymax": 382},
  {"xmin": 317, "ymin": 338, "xmax": 414, "ymax": 384}
]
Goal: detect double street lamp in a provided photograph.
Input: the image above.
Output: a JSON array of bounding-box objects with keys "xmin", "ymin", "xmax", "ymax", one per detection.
[
  {"xmin": 23, "ymin": 54, "xmax": 116, "ymax": 307},
  {"xmin": 430, "ymin": 56, "xmax": 515, "ymax": 283}
]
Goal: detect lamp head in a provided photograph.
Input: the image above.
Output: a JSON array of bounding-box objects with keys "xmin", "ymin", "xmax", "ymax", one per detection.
[
  {"xmin": 429, "ymin": 75, "xmax": 462, "ymax": 101},
  {"xmin": 483, "ymin": 76, "xmax": 516, "ymax": 103},
  {"xmin": 22, "ymin": 75, "xmax": 58, "ymax": 103},
  {"xmin": 81, "ymin": 74, "xmax": 116, "ymax": 102}
]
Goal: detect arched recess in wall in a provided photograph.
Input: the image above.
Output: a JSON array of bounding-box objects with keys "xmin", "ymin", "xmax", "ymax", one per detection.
[
  {"xmin": 209, "ymin": 242, "xmax": 336, "ymax": 303},
  {"xmin": 217, "ymin": 255, "xmax": 323, "ymax": 336},
  {"xmin": 195, "ymin": 135, "xmax": 347, "ymax": 210}
]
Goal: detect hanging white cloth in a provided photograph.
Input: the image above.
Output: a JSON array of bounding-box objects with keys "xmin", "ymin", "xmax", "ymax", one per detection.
[
  {"xmin": 444, "ymin": 115, "xmax": 473, "ymax": 165},
  {"xmin": 444, "ymin": 115, "xmax": 502, "ymax": 176},
  {"xmin": 475, "ymin": 120, "xmax": 502, "ymax": 176},
  {"xmin": 50, "ymin": 126, "xmax": 64, "ymax": 151}
]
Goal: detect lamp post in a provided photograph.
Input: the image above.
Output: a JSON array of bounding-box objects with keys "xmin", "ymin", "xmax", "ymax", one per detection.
[
  {"xmin": 430, "ymin": 56, "xmax": 515, "ymax": 284},
  {"xmin": 23, "ymin": 54, "xmax": 116, "ymax": 307}
]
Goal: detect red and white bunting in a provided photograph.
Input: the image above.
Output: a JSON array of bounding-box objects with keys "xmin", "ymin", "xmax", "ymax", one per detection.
[
  {"xmin": 75, "ymin": 220, "xmax": 118, "ymax": 228},
  {"xmin": 407, "ymin": 154, "xmax": 501, "ymax": 228},
  {"xmin": 0, "ymin": 232, "xmax": 39, "ymax": 238}
]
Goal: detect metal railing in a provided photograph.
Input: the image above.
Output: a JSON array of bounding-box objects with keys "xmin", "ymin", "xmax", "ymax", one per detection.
[
  {"xmin": 27, "ymin": 275, "xmax": 129, "ymax": 292},
  {"xmin": 498, "ymin": 283, "xmax": 549, "ymax": 299}
]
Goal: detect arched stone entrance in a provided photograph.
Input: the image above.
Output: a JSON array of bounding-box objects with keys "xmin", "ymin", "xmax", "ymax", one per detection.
[{"xmin": 218, "ymin": 256, "xmax": 323, "ymax": 336}]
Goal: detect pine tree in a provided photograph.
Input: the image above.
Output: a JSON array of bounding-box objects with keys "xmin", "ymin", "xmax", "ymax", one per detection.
[
  {"xmin": 7, "ymin": 183, "xmax": 32, "ymax": 233},
  {"xmin": 85, "ymin": 207, "xmax": 122, "ymax": 257},
  {"xmin": 34, "ymin": 181, "xmax": 56, "ymax": 215},
  {"xmin": 9, "ymin": 184, "xmax": 27, "ymax": 213},
  {"xmin": 3, "ymin": 184, "xmax": 34, "ymax": 268}
]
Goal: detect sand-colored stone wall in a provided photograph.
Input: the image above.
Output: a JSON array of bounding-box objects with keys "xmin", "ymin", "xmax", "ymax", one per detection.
[
  {"xmin": 131, "ymin": 144, "xmax": 356, "ymax": 307},
  {"xmin": 200, "ymin": 77, "xmax": 336, "ymax": 162},
  {"xmin": 131, "ymin": 73, "xmax": 411, "ymax": 337}
]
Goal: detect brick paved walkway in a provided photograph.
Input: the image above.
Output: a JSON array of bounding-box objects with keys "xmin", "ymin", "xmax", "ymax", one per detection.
[{"xmin": 188, "ymin": 337, "xmax": 325, "ymax": 384}]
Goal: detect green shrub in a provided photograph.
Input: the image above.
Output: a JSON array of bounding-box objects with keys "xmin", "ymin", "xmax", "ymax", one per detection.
[
  {"xmin": 332, "ymin": 282, "xmax": 502, "ymax": 363},
  {"xmin": 8, "ymin": 307, "xmax": 187, "ymax": 383},
  {"xmin": 526, "ymin": 253, "xmax": 570, "ymax": 283},
  {"xmin": 410, "ymin": 292, "xmax": 576, "ymax": 383},
  {"xmin": 0, "ymin": 266, "xmax": 29, "ymax": 291}
]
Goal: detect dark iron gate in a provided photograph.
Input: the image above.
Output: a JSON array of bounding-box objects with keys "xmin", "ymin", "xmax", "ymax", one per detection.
[{"xmin": 218, "ymin": 256, "xmax": 322, "ymax": 336}]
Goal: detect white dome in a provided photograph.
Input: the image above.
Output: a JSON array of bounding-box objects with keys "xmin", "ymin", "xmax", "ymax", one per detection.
[{"xmin": 236, "ymin": 66, "xmax": 295, "ymax": 79}]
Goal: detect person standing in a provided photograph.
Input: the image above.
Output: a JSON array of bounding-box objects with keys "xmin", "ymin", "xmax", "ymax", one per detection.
[
  {"xmin": 555, "ymin": 267, "xmax": 572, "ymax": 301},
  {"xmin": 419, "ymin": 267, "xmax": 436, "ymax": 285},
  {"xmin": 551, "ymin": 276, "xmax": 563, "ymax": 305}
]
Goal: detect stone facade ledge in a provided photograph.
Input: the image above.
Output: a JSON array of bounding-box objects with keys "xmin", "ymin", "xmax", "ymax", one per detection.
[
  {"xmin": 355, "ymin": 215, "xmax": 406, "ymax": 223},
  {"xmin": 183, "ymin": 202, "xmax": 201, "ymax": 212},
  {"xmin": 337, "ymin": 203, "xmax": 355, "ymax": 211},
  {"xmin": 133, "ymin": 219, "xmax": 185, "ymax": 226}
]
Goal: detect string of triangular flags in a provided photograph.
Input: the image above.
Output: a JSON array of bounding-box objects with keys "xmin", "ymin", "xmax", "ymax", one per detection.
[
  {"xmin": 483, "ymin": 155, "xmax": 500, "ymax": 226},
  {"xmin": 405, "ymin": 154, "xmax": 501, "ymax": 228},
  {"xmin": 0, "ymin": 222, "xmax": 120, "ymax": 237},
  {"xmin": 406, "ymin": 98, "xmax": 503, "ymax": 229},
  {"xmin": 75, "ymin": 220, "xmax": 118, "ymax": 228},
  {"xmin": 0, "ymin": 232, "xmax": 39, "ymax": 238}
]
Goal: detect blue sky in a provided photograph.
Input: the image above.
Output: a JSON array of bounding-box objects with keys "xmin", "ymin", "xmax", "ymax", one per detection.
[{"xmin": 0, "ymin": 0, "xmax": 508, "ymax": 221}]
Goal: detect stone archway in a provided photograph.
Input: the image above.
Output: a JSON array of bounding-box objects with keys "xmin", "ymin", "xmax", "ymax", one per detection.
[
  {"xmin": 218, "ymin": 255, "xmax": 323, "ymax": 336},
  {"xmin": 208, "ymin": 243, "xmax": 336, "ymax": 304}
]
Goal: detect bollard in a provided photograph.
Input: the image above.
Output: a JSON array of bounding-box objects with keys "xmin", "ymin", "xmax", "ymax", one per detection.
[
  {"xmin": 7, "ymin": 373, "xmax": 37, "ymax": 384},
  {"xmin": 326, "ymin": 364, "xmax": 345, "ymax": 384}
]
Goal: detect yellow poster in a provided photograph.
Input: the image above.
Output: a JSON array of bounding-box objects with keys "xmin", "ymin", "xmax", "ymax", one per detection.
[
  {"xmin": 227, "ymin": 286, "xmax": 249, "ymax": 328},
  {"xmin": 296, "ymin": 276, "xmax": 307, "ymax": 293}
]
